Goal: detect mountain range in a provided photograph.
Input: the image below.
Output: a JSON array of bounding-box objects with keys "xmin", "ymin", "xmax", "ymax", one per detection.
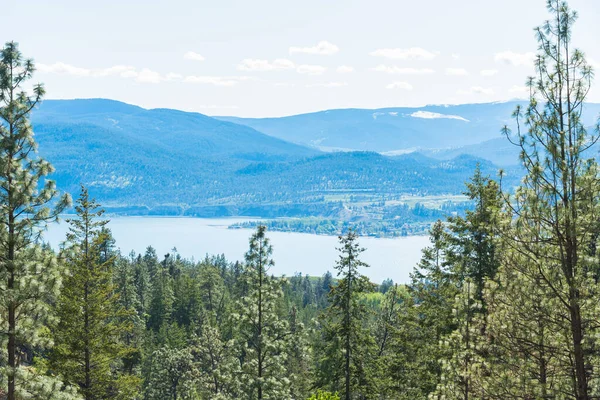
[
  {"xmin": 30, "ymin": 98, "xmax": 547, "ymax": 217},
  {"xmin": 218, "ymin": 101, "xmax": 600, "ymax": 166}
]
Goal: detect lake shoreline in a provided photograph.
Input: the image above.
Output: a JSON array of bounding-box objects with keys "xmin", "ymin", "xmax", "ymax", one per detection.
[{"xmin": 45, "ymin": 216, "xmax": 430, "ymax": 283}]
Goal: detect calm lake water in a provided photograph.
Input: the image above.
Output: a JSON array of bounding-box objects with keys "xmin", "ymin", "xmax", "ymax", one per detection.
[{"xmin": 43, "ymin": 217, "xmax": 430, "ymax": 283}]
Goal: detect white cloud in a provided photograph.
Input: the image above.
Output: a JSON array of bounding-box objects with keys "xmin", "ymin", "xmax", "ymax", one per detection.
[
  {"xmin": 289, "ymin": 40, "xmax": 339, "ymax": 55},
  {"xmin": 183, "ymin": 51, "xmax": 205, "ymax": 61},
  {"xmin": 494, "ymin": 51, "xmax": 536, "ymax": 67},
  {"xmin": 306, "ymin": 82, "xmax": 348, "ymax": 88},
  {"xmin": 385, "ymin": 81, "xmax": 413, "ymax": 90},
  {"xmin": 481, "ymin": 69, "xmax": 499, "ymax": 76},
  {"xmin": 451, "ymin": 53, "xmax": 460, "ymax": 60},
  {"xmin": 296, "ymin": 64, "xmax": 327, "ymax": 75},
  {"xmin": 37, "ymin": 62, "xmax": 165, "ymax": 83},
  {"xmin": 135, "ymin": 68, "xmax": 162, "ymax": 84},
  {"xmin": 183, "ymin": 75, "xmax": 246, "ymax": 86},
  {"xmin": 37, "ymin": 62, "xmax": 137, "ymax": 78},
  {"xmin": 36, "ymin": 61, "xmax": 249, "ymax": 87},
  {"xmin": 410, "ymin": 111, "xmax": 469, "ymax": 122},
  {"xmin": 237, "ymin": 58, "xmax": 295, "ymax": 71},
  {"xmin": 372, "ymin": 65, "xmax": 435, "ymax": 75},
  {"xmin": 457, "ymin": 86, "xmax": 495, "ymax": 95},
  {"xmin": 370, "ymin": 47, "xmax": 437, "ymax": 60},
  {"xmin": 336, "ymin": 65, "xmax": 354, "ymax": 73},
  {"xmin": 445, "ymin": 68, "xmax": 468, "ymax": 76}
]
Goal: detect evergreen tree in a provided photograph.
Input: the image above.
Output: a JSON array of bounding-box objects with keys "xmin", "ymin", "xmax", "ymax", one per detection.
[
  {"xmin": 387, "ymin": 221, "xmax": 456, "ymax": 398},
  {"xmin": 191, "ymin": 323, "xmax": 238, "ymax": 399},
  {"xmin": 495, "ymin": 1, "xmax": 600, "ymax": 398},
  {"xmin": 143, "ymin": 346, "xmax": 198, "ymax": 400},
  {"xmin": 147, "ymin": 260, "xmax": 174, "ymax": 333},
  {"xmin": 0, "ymin": 41, "xmax": 73, "ymax": 400},
  {"xmin": 285, "ymin": 305, "xmax": 312, "ymax": 399},
  {"xmin": 234, "ymin": 226, "xmax": 290, "ymax": 400},
  {"xmin": 432, "ymin": 168, "xmax": 502, "ymax": 399},
  {"xmin": 317, "ymin": 230, "xmax": 378, "ymax": 400},
  {"xmin": 49, "ymin": 186, "xmax": 133, "ymax": 400}
]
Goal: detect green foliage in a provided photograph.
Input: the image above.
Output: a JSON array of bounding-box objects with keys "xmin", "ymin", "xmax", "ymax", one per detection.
[
  {"xmin": 49, "ymin": 186, "xmax": 135, "ymax": 399},
  {"xmin": 307, "ymin": 390, "xmax": 341, "ymax": 400},
  {"xmin": 233, "ymin": 226, "xmax": 291, "ymax": 399},
  {"xmin": 143, "ymin": 346, "xmax": 197, "ymax": 400},
  {"xmin": 316, "ymin": 231, "xmax": 380, "ymax": 399},
  {"xmin": 0, "ymin": 41, "xmax": 73, "ymax": 400}
]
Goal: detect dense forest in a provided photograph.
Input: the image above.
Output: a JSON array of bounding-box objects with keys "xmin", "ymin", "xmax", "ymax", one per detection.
[{"xmin": 2, "ymin": 1, "xmax": 600, "ymax": 399}]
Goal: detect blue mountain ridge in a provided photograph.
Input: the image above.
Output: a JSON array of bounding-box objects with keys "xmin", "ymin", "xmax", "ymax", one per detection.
[{"xmin": 31, "ymin": 99, "xmax": 520, "ymax": 217}]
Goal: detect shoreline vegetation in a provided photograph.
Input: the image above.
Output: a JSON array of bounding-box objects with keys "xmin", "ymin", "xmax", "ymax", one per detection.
[{"xmin": 2, "ymin": 1, "xmax": 600, "ymax": 400}]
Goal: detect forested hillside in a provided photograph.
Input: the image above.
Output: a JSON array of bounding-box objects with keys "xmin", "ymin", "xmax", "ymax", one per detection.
[
  {"xmin": 2, "ymin": 1, "xmax": 600, "ymax": 400},
  {"xmin": 30, "ymin": 99, "xmax": 520, "ymax": 236}
]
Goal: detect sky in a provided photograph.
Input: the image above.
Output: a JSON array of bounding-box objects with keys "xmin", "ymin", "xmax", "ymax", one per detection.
[{"xmin": 2, "ymin": 0, "xmax": 600, "ymax": 117}]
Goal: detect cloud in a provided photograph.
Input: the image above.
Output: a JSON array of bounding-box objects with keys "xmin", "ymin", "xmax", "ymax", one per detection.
[
  {"xmin": 37, "ymin": 61, "xmax": 250, "ymax": 87},
  {"xmin": 296, "ymin": 64, "xmax": 327, "ymax": 75},
  {"xmin": 370, "ymin": 47, "xmax": 437, "ymax": 60},
  {"xmin": 411, "ymin": 111, "xmax": 469, "ymax": 122},
  {"xmin": 494, "ymin": 51, "xmax": 535, "ymax": 67},
  {"xmin": 451, "ymin": 53, "xmax": 460, "ymax": 60},
  {"xmin": 372, "ymin": 65, "xmax": 435, "ymax": 75},
  {"xmin": 184, "ymin": 51, "xmax": 205, "ymax": 61},
  {"xmin": 481, "ymin": 69, "xmax": 499, "ymax": 76},
  {"xmin": 237, "ymin": 58, "xmax": 295, "ymax": 71},
  {"xmin": 183, "ymin": 75, "xmax": 248, "ymax": 86},
  {"xmin": 37, "ymin": 62, "xmax": 167, "ymax": 83},
  {"xmin": 166, "ymin": 72, "xmax": 183, "ymax": 81},
  {"xmin": 445, "ymin": 68, "xmax": 468, "ymax": 76},
  {"xmin": 289, "ymin": 40, "xmax": 339, "ymax": 55},
  {"xmin": 37, "ymin": 62, "xmax": 136, "ymax": 78},
  {"xmin": 306, "ymin": 82, "xmax": 348, "ymax": 88},
  {"xmin": 336, "ymin": 65, "xmax": 354, "ymax": 73},
  {"xmin": 385, "ymin": 81, "xmax": 413, "ymax": 90},
  {"xmin": 457, "ymin": 86, "xmax": 495, "ymax": 95},
  {"xmin": 135, "ymin": 68, "xmax": 163, "ymax": 83}
]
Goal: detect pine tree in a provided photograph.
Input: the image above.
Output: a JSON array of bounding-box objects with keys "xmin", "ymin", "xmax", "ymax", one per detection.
[
  {"xmin": 496, "ymin": 1, "xmax": 600, "ymax": 398},
  {"xmin": 431, "ymin": 168, "xmax": 502, "ymax": 400},
  {"xmin": 49, "ymin": 186, "xmax": 133, "ymax": 400},
  {"xmin": 191, "ymin": 323, "xmax": 238, "ymax": 399},
  {"xmin": 234, "ymin": 226, "xmax": 290, "ymax": 400},
  {"xmin": 0, "ymin": 41, "xmax": 73, "ymax": 400},
  {"xmin": 387, "ymin": 221, "xmax": 456, "ymax": 398},
  {"xmin": 147, "ymin": 259, "xmax": 174, "ymax": 333},
  {"xmin": 143, "ymin": 346, "xmax": 198, "ymax": 400},
  {"xmin": 286, "ymin": 305, "xmax": 312, "ymax": 399},
  {"xmin": 317, "ymin": 230, "xmax": 378, "ymax": 400}
]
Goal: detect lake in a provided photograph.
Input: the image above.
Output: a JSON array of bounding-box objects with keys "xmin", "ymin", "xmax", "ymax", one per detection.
[{"xmin": 44, "ymin": 217, "xmax": 430, "ymax": 283}]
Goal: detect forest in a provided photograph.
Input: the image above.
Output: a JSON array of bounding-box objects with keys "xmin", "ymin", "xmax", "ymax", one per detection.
[{"xmin": 2, "ymin": 1, "xmax": 600, "ymax": 399}]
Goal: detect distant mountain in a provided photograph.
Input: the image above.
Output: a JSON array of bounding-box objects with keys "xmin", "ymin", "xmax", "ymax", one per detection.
[
  {"xmin": 35, "ymin": 99, "xmax": 317, "ymax": 160},
  {"xmin": 216, "ymin": 102, "xmax": 600, "ymax": 160},
  {"xmin": 418, "ymin": 137, "xmax": 521, "ymax": 166},
  {"xmin": 30, "ymin": 99, "xmax": 514, "ymax": 216}
]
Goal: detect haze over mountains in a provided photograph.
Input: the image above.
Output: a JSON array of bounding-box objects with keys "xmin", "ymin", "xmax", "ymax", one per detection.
[
  {"xmin": 219, "ymin": 101, "xmax": 600, "ymax": 166},
  {"xmin": 30, "ymin": 98, "xmax": 553, "ymax": 216}
]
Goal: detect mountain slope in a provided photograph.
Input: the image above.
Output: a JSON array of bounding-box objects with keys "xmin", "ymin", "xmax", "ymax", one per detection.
[
  {"xmin": 216, "ymin": 102, "xmax": 600, "ymax": 155},
  {"xmin": 34, "ymin": 99, "xmax": 318, "ymax": 160},
  {"xmin": 28, "ymin": 99, "xmax": 517, "ymax": 215}
]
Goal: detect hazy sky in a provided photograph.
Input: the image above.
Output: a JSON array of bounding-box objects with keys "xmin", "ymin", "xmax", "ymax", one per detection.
[{"xmin": 2, "ymin": 0, "xmax": 600, "ymax": 117}]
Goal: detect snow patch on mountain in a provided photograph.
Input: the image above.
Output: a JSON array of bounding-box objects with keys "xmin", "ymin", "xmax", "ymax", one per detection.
[{"xmin": 410, "ymin": 111, "xmax": 470, "ymax": 122}]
